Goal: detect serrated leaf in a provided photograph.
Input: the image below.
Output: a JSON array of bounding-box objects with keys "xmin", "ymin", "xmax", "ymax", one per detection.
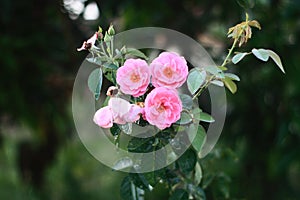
[
  {"xmin": 252, "ymin": 48, "xmax": 269, "ymax": 61},
  {"xmin": 267, "ymin": 50, "xmax": 285, "ymax": 73},
  {"xmin": 188, "ymin": 124, "xmax": 206, "ymax": 152},
  {"xmin": 113, "ymin": 157, "xmax": 133, "ymax": 171},
  {"xmin": 223, "ymin": 77, "xmax": 237, "ymax": 94},
  {"xmin": 232, "ymin": 52, "xmax": 248, "ymax": 64},
  {"xmin": 176, "ymin": 149, "xmax": 197, "ymax": 174},
  {"xmin": 126, "ymin": 48, "xmax": 148, "ymax": 60},
  {"xmin": 87, "ymin": 68, "xmax": 103, "ymax": 100},
  {"xmin": 179, "ymin": 94, "xmax": 193, "ymax": 110},
  {"xmin": 187, "ymin": 69, "xmax": 206, "ymax": 95},
  {"xmin": 224, "ymin": 73, "xmax": 240, "ymax": 81},
  {"xmin": 194, "ymin": 162, "xmax": 203, "ymax": 185},
  {"xmin": 169, "ymin": 189, "xmax": 189, "ymax": 200},
  {"xmin": 210, "ymin": 80, "xmax": 224, "ymax": 87}
]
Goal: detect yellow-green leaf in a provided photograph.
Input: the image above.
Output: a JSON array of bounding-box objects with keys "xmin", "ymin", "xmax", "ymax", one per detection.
[{"xmin": 224, "ymin": 77, "xmax": 237, "ymax": 94}]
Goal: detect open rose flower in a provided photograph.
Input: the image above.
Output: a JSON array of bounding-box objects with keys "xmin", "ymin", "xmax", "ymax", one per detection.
[
  {"xmin": 144, "ymin": 87, "xmax": 182, "ymax": 130},
  {"xmin": 116, "ymin": 59, "xmax": 150, "ymax": 97},
  {"xmin": 93, "ymin": 97, "xmax": 143, "ymax": 128},
  {"xmin": 150, "ymin": 52, "xmax": 188, "ymax": 89},
  {"xmin": 77, "ymin": 32, "xmax": 99, "ymax": 51}
]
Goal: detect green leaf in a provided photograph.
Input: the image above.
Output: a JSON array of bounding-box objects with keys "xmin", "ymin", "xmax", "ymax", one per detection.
[
  {"xmin": 110, "ymin": 123, "xmax": 121, "ymax": 136},
  {"xmin": 194, "ymin": 162, "xmax": 203, "ymax": 185},
  {"xmin": 113, "ymin": 157, "xmax": 133, "ymax": 171},
  {"xmin": 128, "ymin": 135, "xmax": 155, "ymax": 153},
  {"xmin": 129, "ymin": 173, "xmax": 152, "ymax": 191},
  {"xmin": 87, "ymin": 68, "xmax": 103, "ymax": 100},
  {"xmin": 232, "ymin": 52, "xmax": 248, "ymax": 64},
  {"xmin": 176, "ymin": 149, "xmax": 197, "ymax": 174},
  {"xmin": 252, "ymin": 48, "xmax": 269, "ymax": 61},
  {"xmin": 204, "ymin": 65, "xmax": 222, "ymax": 75},
  {"xmin": 187, "ymin": 69, "xmax": 206, "ymax": 95},
  {"xmin": 223, "ymin": 77, "xmax": 237, "ymax": 94},
  {"xmin": 86, "ymin": 57, "xmax": 102, "ymax": 66},
  {"xmin": 190, "ymin": 186, "xmax": 206, "ymax": 200},
  {"xmin": 224, "ymin": 73, "xmax": 240, "ymax": 81},
  {"xmin": 176, "ymin": 112, "xmax": 192, "ymax": 125},
  {"xmin": 126, "ymin": 48, "xmax": 148, "ymax": 60},
  {"xmin": 103, "ymin": 62, "xmax": 118, "ymax": 70},
  {"xmin": 179, "ymin": 94, "xmax": 193, "ymax": 110},
  {"xmin": 120, "ymin": 176, "xmax": 136, "ymax": 200},
  {"xmin": 169, "ymin": 189, "xmax": 189, "ymax": 200},
  {"xmin": 267, "ymin": 50, "xmax": 285, "ymax": 73},
  {"xmin": 188, "ymin": 124, "xmax": 206, "ymax": 152},
  {"xmin": 210, "ymin": 80, "xmax": 224, "ymax": 87},
  {"xmin": 194, "ymin": 112, "xmax": 215, "ymax": 123}
]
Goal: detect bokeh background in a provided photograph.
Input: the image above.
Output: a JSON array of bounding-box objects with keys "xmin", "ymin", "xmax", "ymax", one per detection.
[{"xmin": 0, "ymin": 0, "xmax": 300, "ymax": 199}]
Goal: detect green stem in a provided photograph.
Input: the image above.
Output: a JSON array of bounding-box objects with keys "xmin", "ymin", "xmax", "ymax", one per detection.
[
  {"xmin": 192, "ymin": 39, "xmax": 238, "ymax": 100},
  {"xmin": 100, "ymin": 41, "xmax": 109, "ymax": 57},
  {"xmin": 110, "ymin": 36, "xmax": 114, "ymax": 59},
  {"xmin": 221, "ymin": 39, "xmax": 238, "ymax": 67},
  {"xmin": 192, "ymin": 75, "xmax": 215, "ymax": 100}
]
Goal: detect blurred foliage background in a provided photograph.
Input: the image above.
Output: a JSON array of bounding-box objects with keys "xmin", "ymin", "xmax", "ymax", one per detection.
[{"xmin": 0, "ymin": 0, "xmax": 299, "ymax": 199}]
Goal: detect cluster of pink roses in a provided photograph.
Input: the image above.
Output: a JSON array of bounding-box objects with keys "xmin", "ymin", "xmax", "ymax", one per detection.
[{"xmin": 93, "ymin": 52, "xmax": 189, "ymax": 130}]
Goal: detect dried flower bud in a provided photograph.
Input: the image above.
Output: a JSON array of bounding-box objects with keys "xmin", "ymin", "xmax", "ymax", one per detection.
[{"xmin": 106, "ymin": 86, "xmax": 119, "ymax": 97}]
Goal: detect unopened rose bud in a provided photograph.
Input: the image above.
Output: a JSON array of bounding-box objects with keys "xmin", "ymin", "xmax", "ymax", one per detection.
[
  {"xmin": 108, "ymin": 24, "xmax": 115, "ymax": 35},
  {"xmin": 104, "ymin": 32, "xmax": 111, "ymax": 42}
]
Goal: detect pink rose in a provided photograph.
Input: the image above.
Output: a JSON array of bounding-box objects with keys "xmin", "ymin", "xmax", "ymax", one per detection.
[
  {"xmin": 144, "ymin": 87, "xmax": 182, "ymax": 130},
  {"xmin": 93, "ymin": 106, "xmax": 113, "ymax": 128},
  {"xmin": 150, "ymin": 52, "xmax": 188, "ymax": 89},
  {"xmin": 93, "ymin": 97, "xmax": 143, "ymax": 128},
  {"xmin": 116, "ymin": 59, "xmax": 150, "ymax": 97}
]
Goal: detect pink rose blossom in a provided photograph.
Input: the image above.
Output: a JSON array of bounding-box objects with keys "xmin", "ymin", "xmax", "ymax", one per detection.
[
  {"xmin": 150, "ymin": 52, "xmax": 188, "ymax": 89},
  {"xmin": 116, "ymin": 59, "xmax": 150, "ymax": 97},
  {"xmin": 93, "ymin": 97, "xmax": 143, "ymax": 128},
  {"xmin": 93, "ymin": 106, "xmax": 113, "ymax": 128},
  {"xmin": 124, "ymin": 104, "xmax": 144, "ymax": 123},
  {"xmin": 144, "ymin": 87, "xmax": 182, "ymax": 130}
]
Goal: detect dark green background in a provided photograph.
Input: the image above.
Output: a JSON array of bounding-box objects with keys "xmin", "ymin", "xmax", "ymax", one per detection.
[{"xmin": 0, "ymin": 0, "xmax": 299, "ymax": 199}]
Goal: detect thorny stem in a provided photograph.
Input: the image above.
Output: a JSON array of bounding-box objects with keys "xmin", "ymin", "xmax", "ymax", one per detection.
[
  {"xmin": 221, "ymin": 38, "xmax": 238, "ymax": 67},
  {"xmin": 192, "ymin": 38, "xmax": 238, "ymax": 100}
]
